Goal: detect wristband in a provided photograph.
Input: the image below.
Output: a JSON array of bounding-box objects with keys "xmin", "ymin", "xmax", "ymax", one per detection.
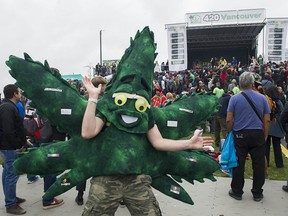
[{"xmin": 88, "ymin": 98, "xmax": 98, "ymax": 104}]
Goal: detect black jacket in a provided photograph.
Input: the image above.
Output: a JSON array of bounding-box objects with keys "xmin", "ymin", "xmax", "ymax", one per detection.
[
  {"xmin": 0, "ymin": 99, "xmax": 26, "ymax": 150},
  {"xmin": 217, "ymin": 93, "xmax": 231, "ymax": 118}
]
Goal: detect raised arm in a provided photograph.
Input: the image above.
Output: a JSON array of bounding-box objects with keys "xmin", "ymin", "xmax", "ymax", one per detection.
[
  {"xmin": 147, "ymin": 124, "xmax": 213, "ymax": 151},
  {"xmin": 81, "ymin": 76, "xmax": 105, "ymax": 139}
]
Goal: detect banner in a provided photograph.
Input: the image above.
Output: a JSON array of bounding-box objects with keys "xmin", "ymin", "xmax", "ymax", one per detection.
[
  {"xmin": 186, "ymin": 8, "xmax": 266, "ymax": 27},
  {"xmin": 264, "ymin": 18, "xmax": 288, "ymax": 63},
  {"xmin": 166, "ymin": 23, "xmax": 187, "ymax": 72}
]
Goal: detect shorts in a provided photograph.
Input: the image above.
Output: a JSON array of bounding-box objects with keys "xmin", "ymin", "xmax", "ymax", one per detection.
[{"xmin": 82, "ymin": 174, "xmax": 162, "ymax": 216}]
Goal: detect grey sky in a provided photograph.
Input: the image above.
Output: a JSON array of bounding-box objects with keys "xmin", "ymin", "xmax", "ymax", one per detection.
[{"xmin": 1, "ymin": 0, "xmax": 287, "ymax": 94}]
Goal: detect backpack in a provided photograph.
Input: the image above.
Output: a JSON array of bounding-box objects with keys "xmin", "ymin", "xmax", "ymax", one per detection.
[
  {"xmin": 265, "ymin": 95, "xmax": 277, "ymax": 120},
  {"xmin": 23, "ymin": 114, "xmax": 53, "ymax": 143}
]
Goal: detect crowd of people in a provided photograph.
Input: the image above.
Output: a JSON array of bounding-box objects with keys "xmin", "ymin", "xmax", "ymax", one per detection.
[
  {"xmin": 1, "ymin": 54, "xmax": 288, "ymax": 215},
  {"xmin": 151, "ymin": 56, "xmax": 288, "ymax": 202}
]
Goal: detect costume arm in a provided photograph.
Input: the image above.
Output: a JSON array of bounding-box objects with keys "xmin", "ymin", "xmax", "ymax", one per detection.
[{"xmin": 147, "ymin": 124, "xmax": 213, "ymax": 151}]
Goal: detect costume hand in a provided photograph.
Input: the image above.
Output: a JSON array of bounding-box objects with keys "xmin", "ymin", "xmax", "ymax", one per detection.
[
  {"xmin": 82, "ymin": 76, "xmax": 102, "ymax": 99},
  {"xmin": 190, "ymin": 129, "xmax": 214, "ymax": 150}
]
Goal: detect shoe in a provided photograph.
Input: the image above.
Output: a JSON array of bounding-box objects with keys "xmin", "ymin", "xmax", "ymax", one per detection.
[
  {"xmin": 27, "ymin": 176, "xmax": 39, "ymax": 184},
  {"xmin": 221, "ymin": 169, "xmax": 230, "ymax": 176},
  {"xmin": 282, "ymin": 185, "xmax": 288, "ymax": 192},
  {"xmin": 253, "ymin": 194, "xmax": 264, "ymax": 202},
  {"xmin": 228, "ymin": 189, "xmax": 242, "ymax": 200},
  {"xmin": 75, "ymin": 195, "xmax": 84, "ymax": 206},
  {"xmin": 6, "ymin": 204, "xmax": 26, "ymax": 215},
  {"xmin": 43, "ymin": 198, "xmax": 64, "ymax": 210},
  {"xmin": 16, "ymin": 197, "xmax": 26, "ymax": 204},
  {"xmin": 119, "ymin": 200, "xmax": 126, "ymax": 208}
]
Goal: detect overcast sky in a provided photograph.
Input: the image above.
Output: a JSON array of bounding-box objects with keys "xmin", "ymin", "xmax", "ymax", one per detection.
[{"xmin": 1, "ymin": 0, "xmax": 288, "ymax": 95}]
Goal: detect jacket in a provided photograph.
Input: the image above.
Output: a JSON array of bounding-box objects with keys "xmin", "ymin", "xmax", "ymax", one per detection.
[
  {"xmin": 268, "ymin": 99, "xmax": 285, "ymax": 138},
  {"xmin": 0, "ymin": 98, "xmax": 26, "ymax": 150}
]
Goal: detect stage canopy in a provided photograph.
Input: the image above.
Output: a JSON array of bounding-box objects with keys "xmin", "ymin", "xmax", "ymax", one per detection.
[{"xmin": 186, "ymin": 23, "xmax": 265, "ymax": 50}]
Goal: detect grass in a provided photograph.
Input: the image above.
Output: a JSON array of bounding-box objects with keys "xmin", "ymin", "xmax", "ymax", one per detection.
[{"xmin": 211, "ymin": 134, "xmax": 288, "ymax": 181}]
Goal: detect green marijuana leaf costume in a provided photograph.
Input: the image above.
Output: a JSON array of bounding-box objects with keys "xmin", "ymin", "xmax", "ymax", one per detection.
[{"xmin": 6, "ymin": 27, "xmax": 220, "ymax": 205}]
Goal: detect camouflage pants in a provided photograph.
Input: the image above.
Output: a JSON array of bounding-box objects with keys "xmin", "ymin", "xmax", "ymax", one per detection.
[{"xmin": 82, "ymin": 174, "xmax": 162, "ymax": 216}]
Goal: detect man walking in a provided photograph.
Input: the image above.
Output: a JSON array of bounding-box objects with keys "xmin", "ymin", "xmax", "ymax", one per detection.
[
  {"xmin": 0, "ymin": 84, "xmax": 27, "ymax": 214},
  {"xmin": 226, "ymin": 72, "xmax": 270, "ymax": 202}
]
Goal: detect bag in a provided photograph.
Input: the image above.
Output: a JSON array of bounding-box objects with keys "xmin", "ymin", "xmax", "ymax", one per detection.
[
  {"xmin": 219, "ymin": 131, "xmax": 238, "ymax": 176},
  {"xmin": 265, "ymin": 95, "xmax": 277, "ymax": 120},
  {"xmin": 23, "ymin": 114, "xmax": 53, "ymax": 143}
]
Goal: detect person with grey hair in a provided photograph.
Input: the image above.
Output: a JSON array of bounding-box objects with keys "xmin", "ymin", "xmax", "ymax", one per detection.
[{"xmin": 226, "ymin": 72, "xmax": 270, "ymax": 202}]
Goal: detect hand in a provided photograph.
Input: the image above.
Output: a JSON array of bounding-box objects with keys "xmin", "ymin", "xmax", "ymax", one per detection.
[
  {"xmin": 189, "ymin": 129, "xmax": 214, "ymax": 150},
  {"xmin": 82, "ymin": 76, "xmax": 102, "ymax": 99},
  {"xmin": 26, "ymin": 138, "xmax": 33, "ymax": 147}
]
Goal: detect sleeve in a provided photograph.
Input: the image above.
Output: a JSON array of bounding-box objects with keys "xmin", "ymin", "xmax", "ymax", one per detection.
[
  {"xmin": 227, "ymin": 96, "xmax": 235, "ymax": 113},
  {"xmin": 96, "ymin": 112, "xmax": 107, "ymax": 124}
]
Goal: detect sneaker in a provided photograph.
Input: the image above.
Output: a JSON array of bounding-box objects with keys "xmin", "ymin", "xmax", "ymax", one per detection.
[
  {"xmin": 16, "ymin": 197, "xmax": 26, "ymax": 204},
  {"xmin": 43, "ymin": 198, "xmax": 64, "ymax": 210},
  {"xmin": 253, "ymin": 194, "xmax": 264, "ymax": 202},
  {"xmin": 27, "ymin": 176, "xmax": 39, "ymax": 184},
  {"xmin": 75, "ymin": 195, "xmax": 84, "ymax": 206},
  {"xmin": 282, "ymin": 185, "xmax": 288, "ymax": 193},
  {"xmin": 6, "ymin": 204, "xmax": 26, "ymax": 215},
  {"xmin": 119, "ymin": 200, "xmax": 126, "ymax": 208},
  {"xmin": 228, "ymin": 189, "xmax": 242, "ymax": 200}
]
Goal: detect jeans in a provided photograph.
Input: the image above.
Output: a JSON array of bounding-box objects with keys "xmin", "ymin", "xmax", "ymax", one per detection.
[
  {"xmin": 265, "ymin": 136, "xmax": 284, "ymax": 168},
  {"xmin": 1, "ymin": 150, "xmax": 19, "ymax": 208},
  {"xmin": 76, "ymin": 181, "xmax": 86, "ymax": 192},
  {"xmin": 42, "ymin": 176, "xmax": 56, "ymax": 205},
  {"xmin": 232, "ymin": 130, "xmax": 265, "ymax": 197}
]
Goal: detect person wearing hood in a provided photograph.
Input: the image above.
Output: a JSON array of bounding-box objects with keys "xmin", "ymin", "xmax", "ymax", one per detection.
[{"xmin": 214, "ymin": 91, "xmax": 233, "ymax": 150}]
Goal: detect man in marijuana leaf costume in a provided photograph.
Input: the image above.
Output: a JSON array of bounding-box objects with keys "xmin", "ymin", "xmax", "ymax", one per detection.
[
  {"xmin": 80, "ymin": 27, "xmax": 217, "ymax": 215},
  {"xmin": 6, "ymin": 27, "xmax": 220, "ymax": 215}
]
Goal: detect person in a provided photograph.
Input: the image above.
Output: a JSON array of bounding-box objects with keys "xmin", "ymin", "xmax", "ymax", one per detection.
[
  {"xmin": 249, "ymin": 56, "xmax": 259, "ymax": 67},
  {"xmin": 210, "ymin": 57, "xmax": 216, "ymax": 68},
  {"xmin": 213, "ymin": 82, "xmax": 224, "ymax": 98},
  {"xmin": 218, "ymin": 57, "xmax": 227, "ymax": 69},
  {"xmin": 151, "ymin": 88, "xmax": 167, "ymax": 107},
  {"xmin": 257, "ymin": 54, "xmax": 263, "ymax": 65},
  {"xmin": 261, "ymin": 73, "xmax": 274, "ymax": 89},
  {"xmin": 214, "ymin": 91, "xmax": 232, "ymax": 150},
  {"xmin": 81, "ymin": 76, "xmax": 214, "ymax": 216},
  {"xmin": 75, "ymin": 75, "xmax": 108, "ymax": 206},
  {"xmin": 231, "ymin": 57, "xmax": 238, "ymax": 67},
  {"xmin": 42, "ymin": 124, "xmax": 65, "ymax": 210},
  {"xmin": 17, "ymin": 100, "xmax": 40, "ymax": 184},
  {"xmin": 226, "ymin": 72, "xmax": 270, "ymax": 202},
  {"xmin": 280, "ymin": 102, "xmax": 288, "ymax": 193},
  {"xmin": 265, "ymin": 86, "xmax": 285, "ymax": 168},
  {"xmin": 162, "ymin": 92, "xmax": 174, "ymax": 107},
  {"xmin": 231, "ymin": 79, "xmax": 240, "ymax": 95},
  {"xmin": 282, "ymin": 182, "xmax": 288, "ymax": 192},
  {"xmin": 0, "ymin": 84, "xmax": 27, "ymax": 215}
]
